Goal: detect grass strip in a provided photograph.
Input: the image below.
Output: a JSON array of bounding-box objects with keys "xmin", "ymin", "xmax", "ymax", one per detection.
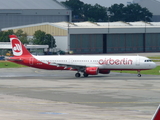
[
  {"xmin": 0, "ymin": 61, "xmax": 26, "ymax": 68},
  {"xmin": 112, "ymin": 66, "xmax": 160, "ymax": 75}
]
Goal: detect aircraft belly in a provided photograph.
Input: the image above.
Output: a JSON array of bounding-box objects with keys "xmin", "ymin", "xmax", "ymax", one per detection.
[{"xmin": 100, "ymin": 64, "xmax": 134, "ymax": 70}]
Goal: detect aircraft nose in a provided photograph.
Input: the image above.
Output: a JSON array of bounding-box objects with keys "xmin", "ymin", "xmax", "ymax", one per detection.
[{"xmin": 152, "ymin": 62, "xmax": 157, "ymax": 69}]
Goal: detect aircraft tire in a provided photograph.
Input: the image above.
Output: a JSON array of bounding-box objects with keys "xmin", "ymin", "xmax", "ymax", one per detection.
[
  {"xmin": 83, "ymin": 73, "xmax": 89, "ymax": 77},
  {"xmin": 137, "ymin": 74, "xmax": 141, "ymax": 77},
  {"xmin": 75, "ymin": 73, "xmax": 81, "ymax": 77}
]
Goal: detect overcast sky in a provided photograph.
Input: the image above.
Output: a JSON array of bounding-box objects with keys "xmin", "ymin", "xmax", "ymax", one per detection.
[
  {"xmin": 58, "ymin": 0, "xmax": 133, "ymax": 7},
  {"xmin": 58, "ymin": 0, "xmax": 160, "ymax": 7},
  {"xmin": 78, "ymin": 0, "xmax": 133, "ymax": 7}
]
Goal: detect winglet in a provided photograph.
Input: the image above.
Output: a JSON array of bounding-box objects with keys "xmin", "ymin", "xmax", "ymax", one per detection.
[
  {"xmin": 9, "ymin": 35, "xmax": 32, "ymax": 57},
  {"xmin": 152, "ymin": 105, "xmax": 160, "ymax": 120}
]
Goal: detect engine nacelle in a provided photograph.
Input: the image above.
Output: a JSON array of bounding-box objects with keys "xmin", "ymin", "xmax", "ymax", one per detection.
[
  {"xmin": 99, "ymin": 69, "xmax": 110, "ymax": 74},
  {"xmin": 85, "ymin": 67, "xmax": 99, "ymax": 75}
]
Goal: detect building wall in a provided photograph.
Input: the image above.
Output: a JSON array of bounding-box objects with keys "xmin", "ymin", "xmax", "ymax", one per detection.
[
  {"xmin": 106, "ymin": 34, "xmax": 144, "ymax": 53},
  {"xmin": 145, "ymin": 33, "xmax": 160, "ymax": 52},
  {"xmin": 70, "ymin": 33, "xmax": 160, "ymax": 54},
  {"xmin": 54, "ymin": 36, "xmax": 68, "ymax": 52},
  {"xmin": 6, "ymin": 24, "xmax": 68, "ymax": 36},
  {"xmin": 70, "ymin": 34, "xmax": 103, "ymax": 54},
  {"xmin": 0, "ymin": 14, "xmax": 69, "ymax": 30}
]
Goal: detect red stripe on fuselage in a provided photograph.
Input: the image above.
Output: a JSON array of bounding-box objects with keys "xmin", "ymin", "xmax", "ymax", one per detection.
[{"xmin": 8, "ymin": 56, "xmax": 75, "ymax": 70}]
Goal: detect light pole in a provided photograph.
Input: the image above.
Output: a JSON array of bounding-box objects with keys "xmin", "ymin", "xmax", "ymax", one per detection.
[
  {"xmin": 51, "ymin": 34, "xmax": 53, "ymax": 49},
  {"xmin": 145, "ymin": 16, "xmax": 147, "ymax": 35},
  {"xmin": 50, "ymin": 33, "xmax": 54, "ymax": 54},
  {"xmin": 144, "ymin": 16, "xmax": 147, "ymax": 52},
  {"xmin": 68, "ymin": 22, "xmax": 70, "ymax": 54},
  {"xmin": 108, "ymin": 15, "xmax": 110, "ymax": 34}
]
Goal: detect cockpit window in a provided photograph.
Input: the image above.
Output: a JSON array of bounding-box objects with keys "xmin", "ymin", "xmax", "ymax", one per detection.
[{"xmin": 144, "ymin": 60, "xmax": 152, "ymax": 62}]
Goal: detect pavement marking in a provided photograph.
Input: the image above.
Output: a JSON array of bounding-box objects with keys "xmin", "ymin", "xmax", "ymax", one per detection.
[
  {"xmin": 0, "ymin": 87, "xmax": 160, "ymax": 91},
  {"xmin": 0, "ymin": 100, "xmax": 159, "ymax": 104},
  {"xmin": 40, "ymin": 112, "xmax": 68, "ymax": 115}
]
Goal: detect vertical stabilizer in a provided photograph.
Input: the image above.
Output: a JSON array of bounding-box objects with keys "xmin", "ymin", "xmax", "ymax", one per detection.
[{"xmin": 9, "ymin": 35, "xmax": 32, "ymax": 57}]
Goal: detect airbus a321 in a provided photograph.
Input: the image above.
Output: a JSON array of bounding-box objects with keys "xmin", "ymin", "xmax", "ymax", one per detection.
[{"xmin": 7, "ymin": 35, "xmax": 157, "ymax": 77}]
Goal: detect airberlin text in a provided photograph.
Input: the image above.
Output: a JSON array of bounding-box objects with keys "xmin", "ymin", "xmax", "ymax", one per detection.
[{"xmin": 99, "ymin": 58, "xmax": 133, "ymax": 65}]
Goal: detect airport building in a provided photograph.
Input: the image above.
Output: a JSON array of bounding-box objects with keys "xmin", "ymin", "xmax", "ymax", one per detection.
[
  {"xmin": 0, "ymin": 0, "xmax": 71, "ymax": 30},
  {"xmin": 2, "ymin": 21, "xmax": 160, "ymax": 54}
]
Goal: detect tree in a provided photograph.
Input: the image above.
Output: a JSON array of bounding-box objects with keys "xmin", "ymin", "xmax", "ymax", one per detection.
[
  {"xmin": 15, "ymin": 29, "xmax": 29, "ymax": 44},
  {"xmin": 0, "ymin": 30, "xmax": 14, "ymax": 42},
  {"xmin": 107, "ymin": 4, "xmax": 125, "ymax": 22},
  {"xmin": 44, "ymin": 34, "xmax": 56, "ymax": 48},
  {"xmin": 33, "ymin": 30, "xmax": 56, "ymax": 48},
  {"xmin": 108, "ymin": 3, "xmax": 153, "ymax": 22},
  {"xmin": 124, "ymin": 4, "xmax": 152, "ymax": 22},
  {"xmin": 0, "ymin": 29, "xmax": 29, "ymax": 44},
  {"xmin": 33, "ymin": 30, "xmax": 46, "ymax": 45},
  {"xmin": 61, "ymin": 0, "xmax": 107, "ymax": 22},
  {"xmin": 83, "ymin": 4, "xmax": 107, "ymax": 22},
  {"xmin": 61, "ymin": 0, "xmax": 85, "ymax": 20}
]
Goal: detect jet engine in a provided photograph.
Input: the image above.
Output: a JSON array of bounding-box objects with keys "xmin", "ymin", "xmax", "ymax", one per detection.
[{"xmin": 85, "ymin": 67, "xmax": 99, "ymax": 75}]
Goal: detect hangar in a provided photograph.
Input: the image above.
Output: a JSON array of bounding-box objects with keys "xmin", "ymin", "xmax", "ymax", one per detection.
[
  {"xmin": 2, "ymin": 21, "xmax": 160, "ymax": 54},
  {"xmin": 0, "ymin": 0, "xmax": 71, "ymax": 30}
]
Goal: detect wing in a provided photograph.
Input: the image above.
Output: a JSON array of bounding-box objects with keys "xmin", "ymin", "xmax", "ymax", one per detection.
[
  {"xmin": 50, "ymin": 62, "xmax": 100, "ymax": 70},
  {"xmin": 50, "ymin": 62, "xmax": 86, "ymax": 70},
  {"xmin": 5, "ymin": 57, "xmax": 23, "ymax": 62}
]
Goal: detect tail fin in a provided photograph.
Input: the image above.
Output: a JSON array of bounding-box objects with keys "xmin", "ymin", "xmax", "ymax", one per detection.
[
  {"xmin": 152, "ymin": 105, "xmax": 160, "ymax": 120},
  {"xmin": 9, "ymin": 35, "xmax": 32, "ymax": 57}
]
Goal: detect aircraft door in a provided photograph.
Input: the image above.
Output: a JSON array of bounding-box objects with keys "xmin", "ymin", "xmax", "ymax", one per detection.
[
  {"xmin": 136, "ymin": 57, "xmax": 140, "ymax": 66},
  {"xmin": 29, "ymin": 57, "xmax": 34, "ymax": 65},
  {"xmin": 68, "ymin": 58, "xmax": 73, "ymax": 64}
]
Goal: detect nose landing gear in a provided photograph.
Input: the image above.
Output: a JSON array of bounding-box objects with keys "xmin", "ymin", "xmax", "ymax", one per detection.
[{"xmin": 137, "ymin": 70, "xmax": 141, "ymax": 77}]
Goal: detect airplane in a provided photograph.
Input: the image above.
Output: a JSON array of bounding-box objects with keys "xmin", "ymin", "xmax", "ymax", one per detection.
[
  {"xmin": 151, "ymin": 105, "xmax": 160, "ymax": 120},
  {"xmin": 7, "ymin": 35, "xmax": 157, "ymax": 78}
]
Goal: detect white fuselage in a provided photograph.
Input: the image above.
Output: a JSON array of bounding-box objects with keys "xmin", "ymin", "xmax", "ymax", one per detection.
[{"xmin": 33, "ymin": 55, "xmax": 156, "ymax": 70}]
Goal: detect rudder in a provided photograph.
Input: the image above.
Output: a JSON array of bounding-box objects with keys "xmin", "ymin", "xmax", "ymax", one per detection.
[{"xmin": 9, "ymin": 35, "xmax": 32, "ymax": 57}]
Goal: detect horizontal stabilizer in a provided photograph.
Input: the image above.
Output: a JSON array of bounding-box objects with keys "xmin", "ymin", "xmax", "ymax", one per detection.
[
  {"xmin": 152, "ymin": 105, "xmax": 160, "ymax": 120},
  {"xmin": 5, "ymin": 57, "xmax": 23, "ymax": 62}
]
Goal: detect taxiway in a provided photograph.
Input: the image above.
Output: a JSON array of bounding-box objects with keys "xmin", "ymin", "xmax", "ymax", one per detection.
[{"xmin": 0, "ymin": 67, "xmax": 159, "ymax": 120}]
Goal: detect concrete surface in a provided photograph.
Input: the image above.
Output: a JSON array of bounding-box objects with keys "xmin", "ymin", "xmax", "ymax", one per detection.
[{"xmin": 0, "ymin": 67, "xmax": 159, "ymax": 120}]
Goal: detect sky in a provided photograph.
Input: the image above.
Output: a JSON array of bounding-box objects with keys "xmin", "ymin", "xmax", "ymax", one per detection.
[
  {"xmin": 58, "ymin": 0, "xmax": 160, "ymax": 7},
  {"xmin": 78, "ymin": 0, "xmax": 133, "ymax": 7},
  {"xmin": 58, "ymin": 0, "xmax": 133, "ymax": 7}
]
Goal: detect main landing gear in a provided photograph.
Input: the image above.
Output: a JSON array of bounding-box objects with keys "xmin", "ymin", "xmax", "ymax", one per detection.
[
  {"xmin": 75, "ymin": 73, "xmax": 81, "ymax": 77},
  {"xmin": 75, "ymin": 72, "xmax": 89, "ymax": 78},
  {"xmin": 137, "ymin": 70, "xmax": 141, "ymax": 77},
  {"xmin": 83, "ymin": 73, "xmax": 89, "ymax": 77}
]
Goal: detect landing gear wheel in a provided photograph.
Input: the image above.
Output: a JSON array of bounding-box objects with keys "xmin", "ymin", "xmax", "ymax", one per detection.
[
  {"xmin": 137, "ymin": 70, "xmax": 141, "ymax": 77},
  {"xmin": 83, "ymin": 73, "xmax": 89, "ymax": 77},
  {"xmin": 75, "ymin": 73, "xmax": 81, "ymax": 78},
  {"xmin": 137, "ymin": 74, "xmax": 141, "ymax": 77}
]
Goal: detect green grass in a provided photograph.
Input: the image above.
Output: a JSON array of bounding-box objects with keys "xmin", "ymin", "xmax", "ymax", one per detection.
[
  {"xmin": 113, "ymin": 66, "xmax": 160, "ymax": 75},
  {"xmin": 0, "ymin": 61, "xmax": 26, "ymax": 68},
  {"xmin": 149, "ymin": 57, "xmax": 160, "ymax": 62}
]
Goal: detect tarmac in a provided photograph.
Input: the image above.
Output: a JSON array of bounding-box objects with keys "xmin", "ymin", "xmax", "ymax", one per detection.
[
  {"xmin": 0, "ymin": 66, "xmax": 159, "ymax": 120},
  {"xmin": 0, "ymin": 52, "xmax": 160, "ymax": 120}
]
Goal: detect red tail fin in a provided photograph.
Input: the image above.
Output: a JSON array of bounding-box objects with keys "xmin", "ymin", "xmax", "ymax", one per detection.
[
  {"xmin": 9, "ymin": 35, "xmax": 32, "ymax": 57},
  {"xmin": 152, "ymin": 105, "xmax": 160, "ymax": 120}
]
